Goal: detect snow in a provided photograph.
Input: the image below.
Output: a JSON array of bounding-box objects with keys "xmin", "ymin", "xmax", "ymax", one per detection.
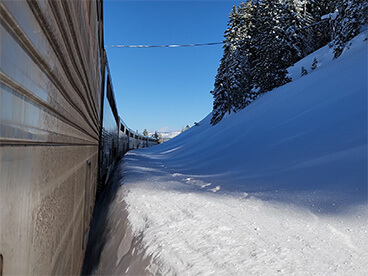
[
  {"xmin": 321, "ymin": 12, "xmax": 339, "ymax": 21},
  {"xmin": 148, "ymin": 130, "xmax": 182, "ymax": 141},
  {"xmin": 95, "ymin": 32, "xmax": 367, "ymax": 275}
]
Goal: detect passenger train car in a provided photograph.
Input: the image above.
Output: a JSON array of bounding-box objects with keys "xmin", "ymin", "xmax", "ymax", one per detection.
[
  {"xmin": 0, "ymin": 0, "xmax": 156, "ymax": 274},
  {"xmin": 99, "ymin": 62, "xmax": 157, "ymax": 195}
]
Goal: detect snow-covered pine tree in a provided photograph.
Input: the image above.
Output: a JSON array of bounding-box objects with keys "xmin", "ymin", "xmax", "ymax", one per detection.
[
  {"xmin": 333, "ymin": 0, "xmax": 368, "ymax": 58},
  {"xmin": 306, "ymin": 0, "xmax": 337, "ymax": 49},
  {"xmin": 158, "ymin": 133, "xmax": 164, "ymax": 144},
  {"xmin": 250, "ymin": 0, "xmax": 291, "ymax": 93},
  {"xmin": 211, "ymin": 5, "xmax": 251, "ymax": 125},
  {"xmin": 311, "ymin": 57, "xmax": 318, "ymax": 70},
  {"xmin": 227, "ymin": 1, "xmax": 256, "ymax": 108},
  {"xmin": 210, "ymin": 54, "xmax": 232, "ymax": 125},
  {"xmin": 283, "ymin": 0, "xmax": 314, "ymax": 61},
  {"xmin": 210, "ymin": 0, "xmax": 347, "ymax": 126},
  {"xmin": 301, "ymin": 66, "xmax": 308, "ymax": 76}
]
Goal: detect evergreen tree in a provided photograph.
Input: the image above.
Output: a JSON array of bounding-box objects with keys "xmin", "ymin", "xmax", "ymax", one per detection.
[
  {"xmin": 311, "ymin": 57, "xmax": 318, "ymax": 70},
  {"xmin": 306, "ymin": 0, "xmax": 337, "ymax": 49},
  {"xmin": 283, "ymin": 0, "xmax": 320, "ymax": 59},
  {"xmin": 181, "ymin": 125, "xmax": 190, "ymax": 133},
  {"xmin": 237, "ymin": 0, "xmax": 257, "ymax": 102},
  {"xmin": 333, "ymin": 0, "xmax": 368, "ymax": 58},
  {"xmin": 211, "ymin": 5, "xmax": 251, "ymax": 125},
  {"xmin": 210, "ymin": 57, "xmax": 233, "ymax": 125},
  {"xmin": 301, "ymin": 66, "xmax": 308, "ymax": 76},
  {"xmin": 158, "ymin": 133, "xmax": 164, "ymax": 144},
  {"xmin": 209, "ymin": 0, "xmax": 351, "ymax": 126},
  {"xmin": 250, "ymin": 0, "xmax": 291, "ymax": 93},
  {"xmin": 143, "ymin": 129, "xmax": 148, "ymax": 136}
]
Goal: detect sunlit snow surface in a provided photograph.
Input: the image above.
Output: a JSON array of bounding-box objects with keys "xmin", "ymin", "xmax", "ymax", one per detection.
[{"xmin": 97, "ymin": 32, "xmax": 367, "ymax": 275}]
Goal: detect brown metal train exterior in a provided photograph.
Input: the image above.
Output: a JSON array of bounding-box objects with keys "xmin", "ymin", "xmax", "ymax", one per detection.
[{"xmin": 0, "ymin": 0, "xmax": 156, "ymax": 274}]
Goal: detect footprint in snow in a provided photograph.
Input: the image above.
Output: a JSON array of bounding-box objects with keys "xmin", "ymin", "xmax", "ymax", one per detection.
[
  {"xmin": 201, "ymin": 183, "xmax": 212, "ymax": 188},
  {"xmin": 208, "ymin": 186, "xmax": 221, "ymax": 193}
]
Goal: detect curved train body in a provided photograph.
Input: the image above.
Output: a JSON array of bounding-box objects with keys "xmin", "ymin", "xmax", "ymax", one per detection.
[
  {"xmin": 0, "ymin": 0, "xmax": 156, "ymax": 274},
  {"xmin": 99, "ymin": 65, "xmax": 157, "ymax": 194}
]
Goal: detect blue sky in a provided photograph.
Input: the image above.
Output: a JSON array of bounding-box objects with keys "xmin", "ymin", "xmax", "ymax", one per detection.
[{"xmin": 104, "ymin": 0, "xmax": 241, "ymax": 132}]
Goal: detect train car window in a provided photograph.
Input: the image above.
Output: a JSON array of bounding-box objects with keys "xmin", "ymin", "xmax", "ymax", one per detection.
[{"xmin": 106, "ymin": 75, "xmax": 119, "ymax": 122}]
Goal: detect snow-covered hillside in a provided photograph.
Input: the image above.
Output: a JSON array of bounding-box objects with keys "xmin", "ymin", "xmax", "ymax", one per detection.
[{"xmin": 94, "ymin": 32, "xmax": 367, "ymax": 275}]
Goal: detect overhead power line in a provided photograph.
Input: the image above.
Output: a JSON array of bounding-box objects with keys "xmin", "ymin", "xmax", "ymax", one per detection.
[
  {"xmin": 105, "ymin": 42, "xmax": 224, "ymax": 48},
  {"xmin": 105, "ymin": 19, "xmax": 330, "ymax": 49}
]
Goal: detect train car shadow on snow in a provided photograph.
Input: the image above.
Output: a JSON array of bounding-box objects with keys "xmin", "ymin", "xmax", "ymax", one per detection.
[
  {"xmin": 82, "ymin": 156, "xmax": 153, "ymax": 276},
  {"xmin": 122, "ymin": 151, "xmax": 368, "ymax": 216},
  {"xmin": 81, "ymin": 160, "xmax": 123, "ymax": 275}
]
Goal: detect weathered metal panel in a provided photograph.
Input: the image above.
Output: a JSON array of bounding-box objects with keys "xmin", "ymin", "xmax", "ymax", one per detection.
[{"xmin": 0, "ymin": 0, "xmax": 103, "ymax": 274}]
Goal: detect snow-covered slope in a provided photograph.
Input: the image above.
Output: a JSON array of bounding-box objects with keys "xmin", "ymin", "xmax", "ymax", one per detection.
[
  {"xmin": 95, "ymin": 32, "xmax": 367, "ymax": 275},
  {"xmin": 145, "ymin": 31, "xmax": 367, "ymax": 209}
]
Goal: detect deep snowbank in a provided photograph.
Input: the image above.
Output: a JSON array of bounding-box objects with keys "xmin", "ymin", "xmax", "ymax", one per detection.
[
  {"xmin": 95, "ymin": 32, "xmax": 367, "ymax": 275},
  {"xmin": 140, "ymin": 31, "xmax": 367, "ymax": 211}
]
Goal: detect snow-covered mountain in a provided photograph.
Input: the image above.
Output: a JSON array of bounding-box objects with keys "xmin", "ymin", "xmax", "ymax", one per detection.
[
  {"xmin": 160, "ymin": 130, "xmax": 181, "ymax": 139},
  {"xmin": 148, "ymin": 130, "xmax": 182, "ymax": 142},
  {"xmin": 148, "ymin": 130, "xmax": 181, "ymax": 142},
  {"xmin": 93, "ymin": 32, "xmax": 367, "ymax": 275}
]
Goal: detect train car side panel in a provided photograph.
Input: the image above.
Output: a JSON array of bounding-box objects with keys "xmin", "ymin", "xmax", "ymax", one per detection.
[{"xmin": 0, "ymin": 0, "xmax": 102, "ymax": 274}]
